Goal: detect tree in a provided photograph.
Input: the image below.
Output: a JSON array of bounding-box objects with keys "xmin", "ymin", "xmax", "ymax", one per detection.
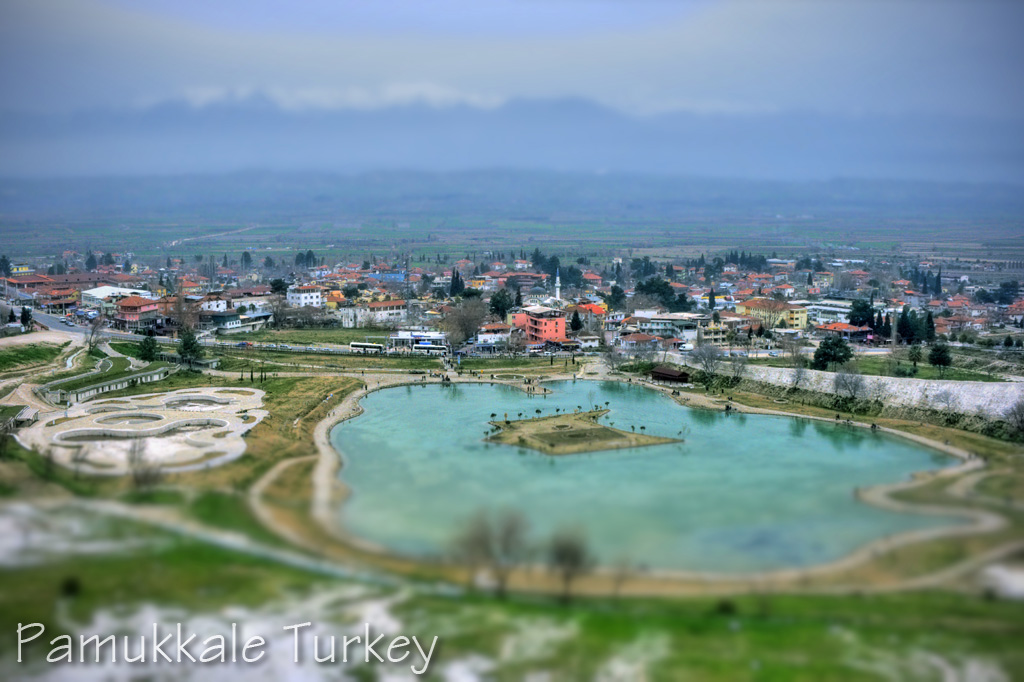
[
  {"xmin": 606, "ymin": 285, "xmax": 626, "ymax": 311},
  {"xmin": 570, "ymin": 310, "xmax": 583, "ymax": 332},
  {"xmin": 241, "ymin": 251, "xmax": 252, "ymax": 271},
  {"xmin": 1004, "ymin": 335, "xmax": 1015, "ymax": 348},
  {"xmin": 0, "ymin": 254, "xmax": 10, "ymax": 277},
  {"xmin": 85, "ymin": 253, "xmax": 97, "ymax": 271},
  {"xmin": 547, "ymin": 528, "xmax": 594, "ymax": 605},
  {"xmin": 85, "ymin": 315, "xmax": 106, "ymax": 349},
  {"xmin": 128, "ymin": 440, "xmax": 163, "ymax": 491},
  {"xmin": 928, "ymin": 343, "xmax": 952, "ymax": 378},
  {"xmin": 847, "ymin": 299, "xmax": 874, "ymax": 327},
  {"xmin": 449, "ymin": 271, "xmax": 465, "ymax": 297},
  {"xmin": 833, "ymin": 363, "xmax": 864, "ymax": 400},
  {"xmin": 263, "ymin": 255, "xmax": 275, "ymax": 269},
  {"xmin": 138, "ymin": 335, "xmax": 159, "ymax": 362},
  {"xmin": 267, "ymin": 295, "xmax": 289, "ymax": 329},
  {"xmin": 489, "ymin": 288, "xmax": 514, "ymax": 319},
  {"xmin": 451, "ymin": 510, "xmax": 530, "ymax": 599},
  {"xmin": 924, "ymin": 312, "xmax": 936, "ymax": 343},
  {"xmin": 907, "ymin": 344, "xmax": 922, "ymax": 368},
  {"xmin": 6, "ymin": 309, "xmax": 15, "ymax": 323},
  {"xmin": 812, "ymin": 335, "xmax": 853, "ymax": 370},
  {"xmin": 177, "ymin": 328, "xmax": 203, "ymax": 368},
  {"xmin": 707, "ymin": 289, "xmax": 716, "ymax": 310},
  {"xmin": 270, "ymin": 278, "xmax": 288, "ymax": 295},
  {"xmin": 514, "ymin": 287, "xmax": 523, "ymax": 307},
  {"xmin": 19, "ymin": 306, "xmax": 31, "ymax": 327},
  {"xmin": 1006, "ymin": 398, "xmax": 1024, "ymax": 436},
  {"xmin": 441, "ymin": 299, "xmax": 488, "ymax": 346},
  {"xmin": 691, "ymin": 343, "xmax": 722, "ymax": 385}
]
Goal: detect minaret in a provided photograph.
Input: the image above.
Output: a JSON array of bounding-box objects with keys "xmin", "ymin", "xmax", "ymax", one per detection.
[{"xmin": 555, "ymin": 267, "xmax": 561, "ymax": 301}]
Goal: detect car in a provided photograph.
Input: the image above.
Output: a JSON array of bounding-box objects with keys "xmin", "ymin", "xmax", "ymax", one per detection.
[
  {"xmin": 768, "ymin": 351, "xmax": 779, "ymax": 357},
  {"xmin": 279, "ymin": 344, "xmax": 292, "ymax": 350}
]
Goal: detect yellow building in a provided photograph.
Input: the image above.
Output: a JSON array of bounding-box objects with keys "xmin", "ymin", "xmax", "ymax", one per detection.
[{"xmin": 734, "ymin": 298, "xmax": 808, "ymax": 329}]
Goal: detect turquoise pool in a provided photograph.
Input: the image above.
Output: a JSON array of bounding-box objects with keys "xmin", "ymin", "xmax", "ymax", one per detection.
[{"xmin": 330, "ymin": 381, "xmax": 964, "ymax": 573}]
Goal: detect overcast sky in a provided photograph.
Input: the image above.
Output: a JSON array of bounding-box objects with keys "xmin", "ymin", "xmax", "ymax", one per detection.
[{"xmin": 2, "ymin": 0, "xmax": 1022, "ymax": 119}]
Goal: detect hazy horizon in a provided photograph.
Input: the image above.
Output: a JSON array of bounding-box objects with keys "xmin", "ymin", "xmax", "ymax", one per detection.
[{"xmin": 1, "ymin": 1, "xmax": 1023, "ymax": 182}]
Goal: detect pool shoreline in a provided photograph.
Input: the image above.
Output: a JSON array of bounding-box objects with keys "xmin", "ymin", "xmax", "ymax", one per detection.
[{"xmin": 303, "ymin": 368, "xmax": 1009, "ymax": 595}]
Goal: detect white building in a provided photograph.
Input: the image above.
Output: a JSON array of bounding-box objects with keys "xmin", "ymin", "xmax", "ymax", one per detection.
[
  {"xmin": 287, "ymin": 285, "xmax": 323, "ymax": 308},
  {"xmin": 80, "ymin": 286, "xmax": 156, "ymax": 308}
]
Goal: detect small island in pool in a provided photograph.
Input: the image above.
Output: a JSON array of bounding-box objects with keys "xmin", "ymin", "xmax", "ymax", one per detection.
[{"xmin": 486, "ymin": 409, "xmax": 681, "ymax": 455}]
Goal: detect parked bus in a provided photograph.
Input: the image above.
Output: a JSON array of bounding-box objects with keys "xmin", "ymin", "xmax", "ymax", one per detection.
[
  {"xmin": 411, "ymin": 343, "xmax": 447, "ymax": 355},
  {"xmin": 350, "ymin": 342, "xmax": 385, "ymax": 353}
]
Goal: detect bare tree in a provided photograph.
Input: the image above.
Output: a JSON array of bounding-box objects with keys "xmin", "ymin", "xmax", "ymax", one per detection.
[
  {"xmin": 791, "ymin": 364, "xmax": 806, "ymax": 390},
  {"xmin": 450, "ymin": 509, "xmax": 531, "ymax": 599},
  {"xmin": 833, "ymin": 363, "xmax": 865, "ymax": 400},
  {"xmin": 266, "ymin": 295, "xmax": 290, "ymax": 329},
  {"xmin": 1005, "ymin": 398, "xmax": 1024, "ymax": 436},
  {"xmin": 933, "ymin": 389, "xmax": 959, "ymax": 416},
  {"xmin": 491, "ymin": 510, "xmax": 531, "ymax": 599},
  {"xmin": 602, "ymin": 346, "xmax": 626, "ymax": 372},
  {"xmin": 451, "ymin": 513, "xmax": 494, "ymax": 588},
  {"xmin": 71, "ymin": 448, "xmax": 89, "ymax": 479},
  {"xmin": 547, "ymin": 527, "xmax": 594, "ymax": 605},
  {"xmin": 729, "ymin": 354, "xmax": 748, "ymax": 381},
  {"xmin": 441, "ymin": 299, "xmax": 489, "ymax": 347},
  {"xmin": 169, "ymin": 295, "xmax": 199, "ymax": 332},
  {"xmin": 128, "ymin": 440, "xmax": 163, "ymax": 491},
  {"xmin": 85, "ymin": 314, "xmax": 107, "ymax": 350},
  {"xmin": 691, "ymin": 343, "xmax": 722, "ymax": 385},
  {"xmin": 780, "ymin": 336, "xmax": 805, "ymax": 368}
]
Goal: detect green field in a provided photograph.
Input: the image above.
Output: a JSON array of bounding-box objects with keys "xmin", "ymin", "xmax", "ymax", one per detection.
[
  {"xmin": 1, "ymin": 535, "xmax": 1022, "ymax": 679},
  {"xmin": 747, "ymin": 354, "xmax": 1003, "ymax": 382},
  {"xmin": 243, "ymin": 327, "xmax": 396, "ymax": 346},
  {"xmin": 50, "ymin": 359, "xmax": 169, "ymax": 393},
  {"xmin": 0, "ymin": 342, "xmax": 68, "ymax": 372}
]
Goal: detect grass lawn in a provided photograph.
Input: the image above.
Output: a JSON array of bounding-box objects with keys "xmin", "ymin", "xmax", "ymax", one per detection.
[
  {"xmin": 1, "ymin": 537, "xmax": 1022, "ymax": 679},
  {"xmin": 187, "ymin": 490, "xmax": 295, "ymax": 549},
  {"xmin": 214, "ymin": 348, "xmax": 440, "ymax": 372},
  {"xmin": 747, "ymin": 354, "xmax": 1002, "ymax": 382},
  {"xmin": 460, "ymin": 356, "xmax": 575, "ymax": 370},
  {"xmin": 50, "ymin": 359, "xmax": 168, "ymax": 393},
  {"xmin": 0, "ymin": 342, "xmax": 67, "ymax": 372},
  {"xmin": 244, "ymin": 327, "xmax": 396, "ymax": 346},
  {"xmin": 42, "ymin": 355, "xmax": 130, "ymax": 385}
]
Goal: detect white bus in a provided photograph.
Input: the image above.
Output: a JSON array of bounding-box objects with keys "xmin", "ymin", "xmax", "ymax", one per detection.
[
  {"xmin": 350, "ymin": 342, "xmax": 384, "ymax": 353},
  {"xmin": 411, "ymin": 343, "xmax": 447, "ymax": 355}
]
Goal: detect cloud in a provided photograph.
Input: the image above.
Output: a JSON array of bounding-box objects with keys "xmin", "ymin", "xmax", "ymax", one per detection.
[{"xmin": 0, "ymin": 0, "xmax": 1022, "ymax": 120}]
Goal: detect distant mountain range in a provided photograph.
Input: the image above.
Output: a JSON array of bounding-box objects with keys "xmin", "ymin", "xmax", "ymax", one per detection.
[{"xmin": 1, "ymin": 97, "xmax": 1022, "ymax": 183}]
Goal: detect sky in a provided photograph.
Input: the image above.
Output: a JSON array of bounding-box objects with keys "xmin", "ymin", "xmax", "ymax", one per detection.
[{"xmin": 0, "ymin": 0, "xmax": 1022, "ymax": 179}]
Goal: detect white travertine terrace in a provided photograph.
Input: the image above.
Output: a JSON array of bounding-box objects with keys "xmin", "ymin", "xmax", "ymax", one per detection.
[{"xmin": 18, "ymin": 388, "xmax": 268, "ymax": 475}]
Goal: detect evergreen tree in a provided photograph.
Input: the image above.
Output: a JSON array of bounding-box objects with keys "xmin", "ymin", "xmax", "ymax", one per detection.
[
  {"xmin": 707, "ymin": 289, "xmax": 716, "ymax": 310},
  {"xmin": 20, "ymin": 306, "xmax": 32, "ymax": 327},
  {"xmin": 897, "ymin": 307, "xmax": 912, "ymax": 344},
  {"xmin": 812, "ymin": 335, "xmax": 853, "ymax": 370},
  {"xmin": 928, "ymin": 343, "xmax": 952, "ymax": 377},
  {"xmin": 0, "ymin": 254, "xmax": 10, "ymax": 277},
  {"xmin": 449, "ymin": 270, "xmax": 465, "ymax": 297},
  {"xmin": 177, "ymin": 328, "xmax": 203, "ymax": 368},
  {"xmin": 908, "ymin": 344, "xmax": 922, "ymax": 367},
  {"xmin": 514, "ymin": 287, "xmax": 523, "ymax": 307},
  {"xmin": 570, "ymin": 310, "xmax": 583, "ymax": 332},
  {"xmin": 925, "ymin": 312, "xmax": 936, "ymax": 343},
  {"xmin": 7, "ymin": 309, "xmax": 15, "ymax": 323},
  {"xmin": 489, "ymin": 288, "xmax": 514, "ymax": 319},
  {"xmin": 138, "ymin": 335, "xmax": 159, "ymax": 362},
  {"xmin": 934, "ymin": 268, "xmax": 942, "ymax": 297},
  {"xmin": 305, "ymin": 249, "xmax": 315, "ymax": 266},
  {"xmin": 85, "ymin": 253, "xmax": 98, "ymax": 271},
  {"xmin": 882, "ymin": 313, "xmax": 892, "ymax": 339},
  {"xmin": 874, "ymin": 311, "xmax": 884, "ymax": 332},
  {"xmin": 807, "ymin": 272, "xmax": 813, "ymax": 286}
]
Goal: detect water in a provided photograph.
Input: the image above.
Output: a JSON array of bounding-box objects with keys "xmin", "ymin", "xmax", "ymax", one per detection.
[{"xmin": 330, "ymin": 381, "xmax": 964, "ymax": 573}]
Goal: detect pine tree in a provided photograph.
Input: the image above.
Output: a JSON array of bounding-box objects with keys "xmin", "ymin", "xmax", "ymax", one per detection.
[
  {"xmin": 514, "ymin": 288, "xmax": 523, "ymax": 307},
  {"xmin": 882, "ymin": 313, "xmax": 892, "ymax": 340},
  {"xmin": 138, "ymin": 335, "xmax": 159, "ymax": 362},
  {"xmin": 934, "ymin": 268, "xmax": 943, "ymax": 297},
  {"xmin": 570, "ymin": 310, "xmax": 583, "ymax": 332},
  {"xmin": 708, "ymin": 289, "xmax": 716, "ymax": 310},
  {"xmin": 925, "ymin": 312, "xmax": 936, "ymax": 343},
  {"xmin": 86, "ymin": 253, "xmax": 97, "ymax": 271}
]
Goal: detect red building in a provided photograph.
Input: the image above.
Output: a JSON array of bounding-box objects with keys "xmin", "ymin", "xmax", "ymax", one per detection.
[{"xmin": 508, "ymin": 305, "xmax": 568, "ymax": 344}]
